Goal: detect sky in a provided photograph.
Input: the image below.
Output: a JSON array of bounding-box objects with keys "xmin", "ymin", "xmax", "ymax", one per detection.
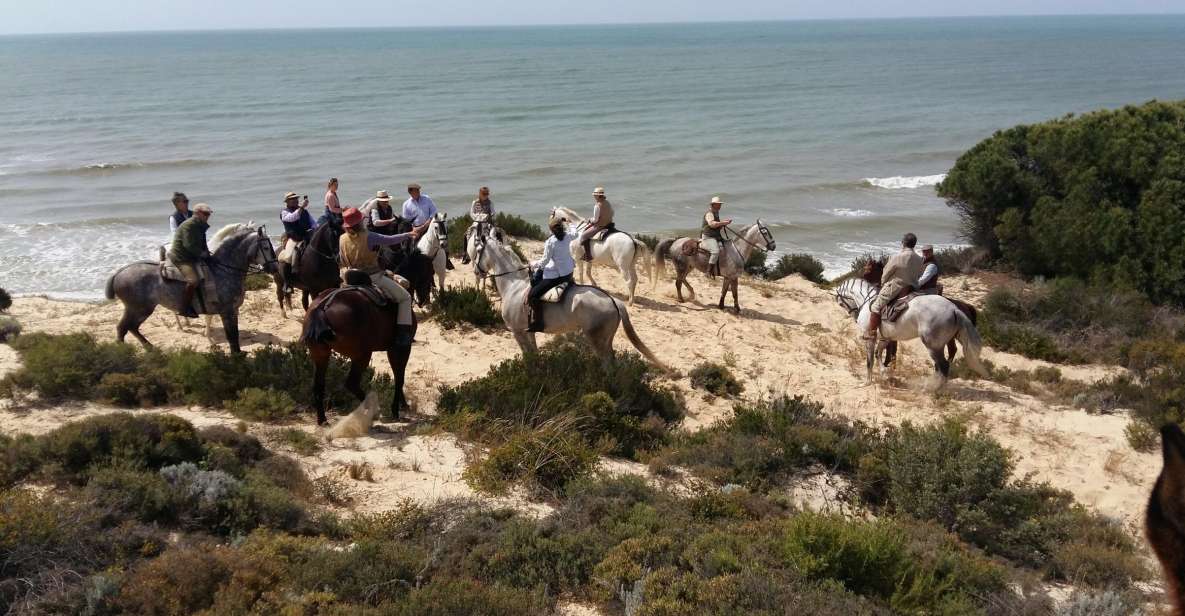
[{"xmin": 1, "ymin": 0, "xmax": 1182, "ymax": 35}]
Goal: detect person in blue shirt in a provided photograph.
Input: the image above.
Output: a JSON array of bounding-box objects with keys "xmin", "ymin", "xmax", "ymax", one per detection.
[{"xmin": 527, "ymin": 217, "xmax": 577, "ymax": 332}]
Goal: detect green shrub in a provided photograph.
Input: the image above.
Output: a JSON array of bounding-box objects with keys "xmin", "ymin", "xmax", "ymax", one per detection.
[
  {"xmin": 96, "ymin": 371, "xmax": 171, "ymax": 407},
  {"xmin": 447, "ymin": 212, "xmax": 546, "ymax": 254},
  {"xmin": 0, "ymin": 316, "xmax": 19, "ymax": 343},
  {"xmin": 1, "ymin": 332, "xmax": 140, "ymax": 400},
  {"xmin": 688, "ymin": 362, "xmax": 743, "ymax": 397},
  {"xmin": 465, "ymin": 416, "xmax": 599, "ymax": 495},
  {"xmin": 270, "ymin": 427, "xmax": 321, "ymax": 456},
  {"xmin": 227, "ymin": 387, "xmax": 298, "ymax": 421},
  {"xmin": 0, "ymin": 287, "xmax": 11, "ymax": 312},
  {"xmin": 635, "ymin": 234, "xmax": 660, "ymax": 251},
  {"xmin": 743, "ymin": 247, "xmax": 768, "ymax": 276},
  {"xmin": 1124, "ymin": 419, "xmax": 1159, "ymax": 452},
  {"xmin": 34, "ymin": 413, "xmax": 205, "ymax": 484},
  {"xmin": 938, "ymin": 100, "xmax": 1185, "ymax": 306},
  {"xmin": 438, "ymin": 337, "xmax": 681, "ymax": 459},
  {"xmin": 391, "ymin": 578, "xmax": 550, "ymax": 616},
  {"xmin": 87, "ymin": 465, "xmax": 178, "ymax": 523},
  {"xmin": 244, "ymin": 272, "xmax": 273, "ymax": 291},
  {"xmin": 765, "ymin": 253, "xmax": 827, "ymax": 284},
  {"xmin": 433, "ymin": 286, "xmax": 500, "ymax": 329},
  {"xmin": 654, "ymin": 395, "xmax": 876, "ymax": 491},
  {"xmin": 115, "ymin": 544, "xmax": 239, "ymax": 616}
]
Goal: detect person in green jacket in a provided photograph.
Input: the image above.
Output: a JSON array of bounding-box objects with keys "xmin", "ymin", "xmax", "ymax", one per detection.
[{"xmin": 169, "ymin": 202, "xmax": 213, "ymax": 318}]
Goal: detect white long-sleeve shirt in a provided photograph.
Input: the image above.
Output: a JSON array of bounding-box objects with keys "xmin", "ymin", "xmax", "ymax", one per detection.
[
  {"xmin": 402, "ymin": 195, "xmax": 438, "ymax": 226},
  {"xmin": 533, "ymin": 231, "xmax": 578, "ymax": 280}
]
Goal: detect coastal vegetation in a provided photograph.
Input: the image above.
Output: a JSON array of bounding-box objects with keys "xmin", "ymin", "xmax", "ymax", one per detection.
[
  {"xmin": 0, "ymin": 287, "xmax": 11, "ymax": 312},
  {"xmin": 745, "ymin": 249, "xmax": 828, "ymax": 284},
  {"xmin": 446, "ymin": 212, "xmax": 547, "ymax": 254},
  {"xmin": 688, "ymin": 362, "xmax": 744, "ymax": 397},
  {"xmin": 432, "ymin": 285, "xmax": 501, "ymax": 329}
]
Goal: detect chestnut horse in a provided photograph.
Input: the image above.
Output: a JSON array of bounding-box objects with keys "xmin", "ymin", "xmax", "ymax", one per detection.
[{"xmin": 301, "ymin": 285, "xmax": 416, "ymax": 425}]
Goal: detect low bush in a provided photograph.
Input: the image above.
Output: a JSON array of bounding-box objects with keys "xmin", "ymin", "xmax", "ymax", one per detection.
[
  {"xmin": 464, "ymin": 415, "xmax": 599, "ymax": 495},
  {"xmin": 0, "ymin": 315, "xmax": 19, "ymax": 343},
  {"xmin": 433, "ymin": 286, "xmax": 500, "ymax": 329},
  {"xmin": 438, "ymin": 337, "xmax": 680, "ymax": 460},
  {"xmin": 743, "ymin": 247, "xmax": 768, "ymax": 276},
  {"xmin": 688, "ymin": 362, "xmax": 743, "ymax": 397},
  {"xmin": 270, "ymin": 427, "xmax": 322, "ymax": 456},
  {"xmin": 635, "ymin": 233, "xmax": 660, "ymax": 250},
  {"xmin": 765, "ymin": 253, "xmax": 827, "ymax": 284},
  {"xmin": 0, "ymin": 287, "xmax": 11, "ymax": 312},
  {"xmin": 243, "ymin": 272, "xmax": 273, "ymax": 291},
  {"xmin": 227, "ymin": 387, "xmax": 298, "ymax": 421},
  {"xmin": 652, "ymin": 395, "xmax": 876, "ymax": 491},
  {"xmin": 31, "ymin": 413, "xmax": 205, "ymax": 485},
  {"xmin": 447, "ymin": 212, "xmax": 546, "ymax": 254},
  {"xmin": 2, "ymin": 332, "xmax": 140, "ymax": 400},
  {"xmin": 96, "ymin": 370, "xmax": 171, "ymax": 407}
]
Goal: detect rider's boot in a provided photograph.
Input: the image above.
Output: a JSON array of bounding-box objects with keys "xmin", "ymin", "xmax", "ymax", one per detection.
[
  {"xmin": 445, "ymin": 256, "xmax": 455, "ymax": 271},
  {"xmin": 864, "ymin": 312, "xmax": 881, "ymax": 341},
  {"xmin": 527, "ymin": 301, "xmax": 545, "ymax": 332},
  {"xmin": 708, "ymin": 259, "xmax": 718, "ymax": 279},
  {"xmin": 181, "ymin": 283, "xmax": 200, "ymax": 318},
  {"xmin": 581, "ymin": 240, "xmax": 593, "ymax": 262},
  {"xmin": 394, "ymin": 323, "xmax": 415, "ymax": 348},
  {"xmin": 281, "ymin": 263, "xmax": 293, "ymax": 293}
]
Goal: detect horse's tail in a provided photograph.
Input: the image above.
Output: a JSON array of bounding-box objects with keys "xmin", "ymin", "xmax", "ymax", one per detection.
[
  {"xmin": 301, "ymin": 300, "xmax": 336, "ymax": 345},
  {"xmin": 954, "ymin": 309, "xmax": 988, "ymax": 378},
  {"xmin": 655, "ymin": 239, "xmax": 675, "ymax": 289},
  {"xmin": 632, "ymin": 238, "xmax": 653, "ymax": 285},
  {"xmin": 104, "ymin": 273, "xmax": 117, "ymax": 300},
  {"xmin": 615, "ymin": 299, "xmax": 666, "ymax": 370}
]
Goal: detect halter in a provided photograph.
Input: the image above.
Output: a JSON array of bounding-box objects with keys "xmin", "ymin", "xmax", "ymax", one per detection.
[
  {"xmin": 471, "ymin": 231, "xmax": 528, "ymax": 279},
  {"xmin": 722, "ymin": 221, "xmax": 775, "ymax": 252},
  {"xmin": 834, "ymin": 278, "xmax": 875, "ymax": 318},
  {"xmin": 209, "ymin": 228, "xmax": 278, "ymax": 275}
]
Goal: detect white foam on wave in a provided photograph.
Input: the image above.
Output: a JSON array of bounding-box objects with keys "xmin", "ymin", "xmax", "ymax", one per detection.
[
  {"xmin": 829, "ymin": 208, "xmax": 875, "ymax": 218},
  {"xmin": 863, "ymin": 174, "xmax": 946, "ymax": 190}
]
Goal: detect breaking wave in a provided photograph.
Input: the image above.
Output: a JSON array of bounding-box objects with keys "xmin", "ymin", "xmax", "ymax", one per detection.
[{"xmin": 862, "ymin": 174, "xmax": 946, "ymax": 190}]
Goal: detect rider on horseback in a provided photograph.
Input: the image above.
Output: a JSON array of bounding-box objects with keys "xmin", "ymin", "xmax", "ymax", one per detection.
[
  {"xmin": 279, "ymin": 191, "xmax": 315, "ymax": 289},
  {"xmin": 169, "ymin": 203, "xmax": 213, "ymax": 318},
  {"xmin": 363, "ymin": 190, "xmax": 400, "ymax": 235},
  {"xmin": 917, "ymin": 244, "xmax": 940, "ymax": 293},
  {"xmin": 865, "ymin": 233, "xmax": 923, "ymax": 341},
  {"xmin": 339, "ymin": 207, "xmax": 421, "ymax": 346},
  {"xmin": 318, "ymin": 178, "xmax": 344, "ymax": 230},
  {"xmin": 168, "ymin": 192, "xmax": 192, "ymax": 239},
  {"xmin": 701, "ymin": 197, "xmax": 731, "ymax": 278},
  {"xmin": 579, "ymin": 187, "xmax": 614, "ymax": 262},
  {"xmin": 461, "ymin": 186, "xmax": 494, "ymax": 265},
  {"xmin": 403, "ymin": 182, "xmax": 453, "ymax": 271},
  {"xmin": 527, "ymin": 217, "xmax": 577, "ymax": 332}
]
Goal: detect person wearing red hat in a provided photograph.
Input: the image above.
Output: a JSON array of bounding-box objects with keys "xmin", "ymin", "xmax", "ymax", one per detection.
[{"xmin": 339, "ymin": 207, "xmax": 421, "ymax": 345}]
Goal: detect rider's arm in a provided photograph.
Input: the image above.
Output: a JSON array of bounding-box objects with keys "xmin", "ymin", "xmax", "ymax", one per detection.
[
  {"xmin": 280, "ymin": 208, "xmax": 303, "ymax": 223},
  {"xmin": 533, "ymin": 238, "xmax": 554, "ymax": 270},
  {"xmin": 918, "ymin": 263, "xmax": 938, "ymax": 287},
  {"xmin": 367, "ymin": 232, "xmax": 415, "ymax": 248}
]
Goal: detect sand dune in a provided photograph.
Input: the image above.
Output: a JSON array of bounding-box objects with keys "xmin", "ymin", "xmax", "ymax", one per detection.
[{"xmin": 0, "ymin": 260, "xmax": 1158, "ymax": 537}]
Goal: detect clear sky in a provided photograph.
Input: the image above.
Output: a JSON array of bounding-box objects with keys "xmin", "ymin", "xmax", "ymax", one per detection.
[{"xmin": 2, "ymin": 0, "xmax": 1182, "ymax": 35}]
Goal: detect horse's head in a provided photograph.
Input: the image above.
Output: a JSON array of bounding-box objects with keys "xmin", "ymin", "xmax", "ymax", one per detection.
[
  {"xmin": 434, "ymin": 212, "xmax": 448, "ymax": 239},
  {"xmin": 253, "ymin": 225, "xmax": 280, "ymax": 274},
  {"xmin": 861, "ymin": 257, "xmax": 886, "ymax": 286},
  {"xmin": 835, "ymin": 277, "xmax": 875, "ymax": 318},
  {"xmin": 754, "ymin": 219, "xmax": 776, "ymax": 251}
]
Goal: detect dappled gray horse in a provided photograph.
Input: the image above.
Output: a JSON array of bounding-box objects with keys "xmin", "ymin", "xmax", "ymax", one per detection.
[
  {"xmin": 835, "ymin": 277, "xmax": 988, "ymax": 389},
  {"xmin": 654, "ymin": 221, "xmax": 775, "ymax": 313},
  {"xmin": 470, "ymin": 226, "xmax": 664, "ymax": 367},
  {"xmin": 106, "ymin": 224, "xmax": 278, "ymax": 353}
]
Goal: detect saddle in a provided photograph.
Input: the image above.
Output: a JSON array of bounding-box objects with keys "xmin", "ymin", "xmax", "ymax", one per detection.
[
  {"xmin": 158, "ymin": 247, "xmax": 218, "ymax": 313},
  {"xmin": 339, "ymin": 270, "xmax": 392, "ymax": 307},
  {"xmin": 540, "ymin": 281, "xmax": 571, "ymax": 303},
  {"xmin": 593, "ymin": 223, "xmax": 620, "ymax": 241},
  {"xmin": 681, "ymin": 239, "xmax": 707, "ymax": 257},
  {"xmin": 883, "ymin": 292, "xmax": 924, "ymax": 323}
]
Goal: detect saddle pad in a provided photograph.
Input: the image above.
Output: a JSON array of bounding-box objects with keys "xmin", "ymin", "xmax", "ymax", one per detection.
[
  {"xmin": 159, "ymin": 261, "xmax": 219, "ymax": 310},
  {"xmin": 594, "ymin": 224, "xmax": 620, "ymax": 241},
  {"xmin": 884, "ymin": 292, "xmax": 924, "ymax": 323},
  {"xmin": 541, "ymin": 282, "xmax": 571, "ymax": 303},
  {"xmin": 680, "ymin": 239, "xmax": 702, "ymax": 256}
]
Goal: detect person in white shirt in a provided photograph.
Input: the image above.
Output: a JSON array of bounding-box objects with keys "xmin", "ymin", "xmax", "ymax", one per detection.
[
  {"xmin": 401, "ymin": 183, "xmax": 438, "ymax": 234},
  {"xmin": 917, "ymin": 244, "xmax": 941, "ymax": 293},
  {"xmin": 527, "ymin": 217, "xmax": 577, "ymax": 332}
]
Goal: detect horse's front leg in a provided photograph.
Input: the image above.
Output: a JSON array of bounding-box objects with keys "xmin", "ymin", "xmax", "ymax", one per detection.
[
  {"xmin": 221, "ymin": 312, "xmax": 241, "ymax": 353},
  {"xmin": 731, "ymin": 278, "xmax": 740, "ymax": 314},
  {"xmin": 386, "ymin": 346, "xmax": 412, "ymax": 420},
  {"xmin": 512, "ymin": 330, "xmax": 538, "ymax": 356},
  {"xmin": 310, "ymin": 343, "xmax": 331, "ymax": 425},
  {"xmin": 717, "ymin": 279, "xmax": 728, "ymax": 310}
]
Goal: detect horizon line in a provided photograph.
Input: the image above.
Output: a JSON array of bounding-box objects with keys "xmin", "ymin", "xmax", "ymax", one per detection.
[{"xmin": 3, "ymin": 11, "xmax": 1184, "ymax": 38}]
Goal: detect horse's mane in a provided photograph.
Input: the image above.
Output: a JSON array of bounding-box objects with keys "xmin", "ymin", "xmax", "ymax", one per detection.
[{"xmin": 210, "ymin": 223, "xmax": 256, "ymax": 250}]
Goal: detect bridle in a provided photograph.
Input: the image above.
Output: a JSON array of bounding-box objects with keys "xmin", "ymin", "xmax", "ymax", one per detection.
[
  {"xmin": 471, "ymin": 231, "xmax": 528, "ymax": 279},
  {"xmin": 722, "ymin": 221, "xmax": 775, "ymax": 252},
  {"xmin": 835, "ymin": 278, "xmax": 874, "ymax": 318},
  {"xmin": 209, "ymin": 229, "xmax": 278, "ymax": 276}
]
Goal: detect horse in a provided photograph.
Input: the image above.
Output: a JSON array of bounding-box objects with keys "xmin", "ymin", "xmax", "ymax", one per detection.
[
  {"xmin": 834, "ymin": 276, "xmax": 988, "ymax": 389},
  {"xmin": 1147, "ymin": 423, "xmax": 1185, "ymax": 616},
  {"xmin": 860, "ymin": 259, "xmax": 979, "ymax": 367},
  {"xmin": 470, "ymin": 226, "xmax": 664, "ymax": 366},
  {"xmin": 552, "ymin": 207, "xmax": 652, "ymax": 305},
  {"xmin": 654, "ymin": 221, "xmax": 776, "ymax": 313},
  {"xmin": 416, "ymin": 213, "xmax": 449, "ymax": 299},
  {"xmin": 379, "ymin": 244, "xmax": 435, "ymax": 307},
  {"xmin": 464, "ymin": 218, "xmax": 498, "ymax": 294},
  {"xmin": 276, "ymin": 222, "xmax": 342, "ymax": 314},
  {"xmin": 106, "ymin": 223, "xmax": 278, "ymax": 354},
  {"xmin": 301, "ymin": 284, "xmax": 417, "ymax": 425}
]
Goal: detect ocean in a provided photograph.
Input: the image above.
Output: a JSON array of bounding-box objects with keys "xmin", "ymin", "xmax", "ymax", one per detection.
[{"xmin": 2, "ymin": 15, "xmax": 1184, "ymax": 298}]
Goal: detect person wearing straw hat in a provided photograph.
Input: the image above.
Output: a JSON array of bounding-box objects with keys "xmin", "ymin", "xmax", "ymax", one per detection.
[
  {"xmin": 701, "ymin": 196, "xmax": 732, "ymax": 278},
  {"xmin": 362, "ymin": 190, "xmax": 399, "ymax": 235},
  {"xmin": 917, "ymin": 244, "xmax": 941, "ymax": 294},
  {"xmin": 169, "ymin": 203, "xmax": 213, "ymax": 318},
  {"xmin": 338, "ymin": 207, "xmax": 421, "ymax": 345},
  {"xmin": 578, "ymin": 187, "xmax": 615, "ymax": 261}
]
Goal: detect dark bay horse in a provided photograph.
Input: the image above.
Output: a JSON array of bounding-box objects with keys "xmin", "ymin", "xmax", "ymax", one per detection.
[
  {"xmin": 301, "ymin": 286, "xmax": 416, "ymax": 424},
  {"xmin": 277, "ymin": 223, "xmax": 342, "ymax": 314}
]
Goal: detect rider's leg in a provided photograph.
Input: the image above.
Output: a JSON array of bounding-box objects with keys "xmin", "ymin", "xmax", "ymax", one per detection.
[
  {"xmin": 578, "ymin": 226, "xmax": 598, "ymax": 261},
  {"xmin": 527, "ymin": 275, "xmax": 563, "ymax": 332},
  {"xmin": 372, "ymin": 273, "xmax": 415, "ymax": 346},
  {"xmin": 179, "ymin": 263, "xmax": 200, "ymax": 318},
  {"xmin": 706, "ymin": 239, "xmax": 720, "ymax": 278}
]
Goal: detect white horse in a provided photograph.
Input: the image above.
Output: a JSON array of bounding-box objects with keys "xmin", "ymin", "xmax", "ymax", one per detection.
[
  {"xmin": 470, "ymin": 226, "xmax": 665, "ymax": 367},
  {"xmin": 417, "ymin": 213, "xmax": 448, "ymax": 298},
  {"xmin": 654, "ymin": 221, "xmax": 775, "ymax": 313},
  {"xmin": 834, "ymin": 277, "xmax": 988, "ymax": 389},
  {"xmin": 552, "ymin": 207, "xmax": 652, "ymax": 306}
]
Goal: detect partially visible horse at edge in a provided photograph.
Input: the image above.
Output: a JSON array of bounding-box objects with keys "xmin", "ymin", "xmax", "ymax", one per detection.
[
  {"xmin": 1147, "ymin": 423, "xmax": 1185, "ymax": 616},
  {"xmin": 106, "ymin": 223, "xmax": 279, "ymax": 354},
  {"xmin": 654, "ymin": 221, "xmax": 776, "ymax": 313},
  {"xmin": 552, "ymin": 206, "xmax": 653, "ymax": 305},
  {"xmin": 834, "ymin": 276, "xmax": 988, "ymax": 389}
]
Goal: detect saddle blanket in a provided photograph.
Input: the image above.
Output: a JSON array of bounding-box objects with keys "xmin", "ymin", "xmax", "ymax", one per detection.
[
  {"xmin": 319, "ymin": 284, "xmax": 392, "ymax": 309},
  {"xmin": 681, "ymin": 239, "xmax": 704, "ymax": 256},
  {"xmin": 159, "ymin": 259, "xmax": 220, "ymax": 313},
  {"xmin": 593, "ymin": 224, "xmax": 621, "ymax": 241},
  {"xmin": 541, "ymin": 281, "xmax": 571, "ymax": 303},
  {"xmin": 884, "ymin": 292, "xmax": 924, "ymax": 323}
]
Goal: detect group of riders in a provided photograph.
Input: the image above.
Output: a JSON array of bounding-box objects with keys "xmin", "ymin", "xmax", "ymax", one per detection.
[{"xmin": 163, "ymin": 180, "xmax": 944, "ymax": 340}]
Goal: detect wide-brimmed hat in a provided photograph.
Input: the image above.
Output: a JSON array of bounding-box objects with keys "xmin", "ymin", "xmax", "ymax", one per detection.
[
  {"xmin": 710, "ymin": 196, "xmax": 724, "ymax": 205},
  {"xmin": 283, "ymin": 191, "xmax": 299, "ymax": 201},
  {"xmin": 407, "ymin": 183, "xmax": 422, "ymax": 191},
  {"xmin": 592, "ymin": 187, "xmax": 605, "ymax": 196},
  {"xmin": 193, "ymin": 203, "xmax": 213, "ymax": 214},
  {"xmin": 343, "ymin": 207, "xmax": 364, "ymax": 228},
  {"xmin": 375, "ymin": 190, "xmax": 391, "ymax": 203},
  {"xmin": 921, "ymin": 244, "xmax": 934, "ymax": 252}
]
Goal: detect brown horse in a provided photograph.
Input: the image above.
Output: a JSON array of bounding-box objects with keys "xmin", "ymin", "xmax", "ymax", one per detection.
[
  {"xmin": 301, "ymin": 282, "xmax": 416, "ymax": 425},
  {"xmin": 861, "ymin": 259, "xmax": 977, "ymax": 367},
  {"xmin": 1149, "ymin": 424, "xmax": 1185, "ymax": 615}
]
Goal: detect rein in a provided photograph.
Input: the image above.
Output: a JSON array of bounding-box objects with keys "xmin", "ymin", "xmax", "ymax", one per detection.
[{"xmin": 208, "ymin": 235, "xmax": 277, "ymax": 276}]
